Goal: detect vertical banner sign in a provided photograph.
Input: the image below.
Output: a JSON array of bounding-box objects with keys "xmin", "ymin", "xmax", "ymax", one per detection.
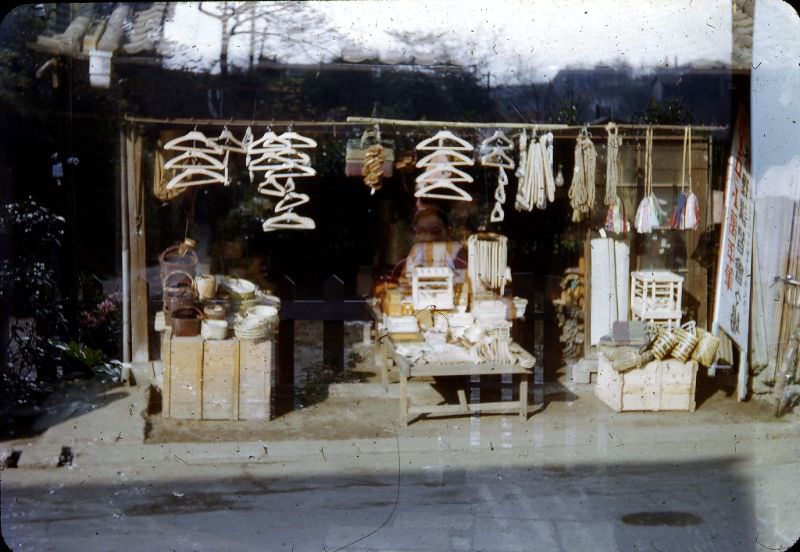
[{"xmin": 713, "ymin": 114, "xmax": 752, "ymax": 350}]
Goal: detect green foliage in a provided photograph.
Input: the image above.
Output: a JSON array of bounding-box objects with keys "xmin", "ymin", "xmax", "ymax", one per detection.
[
  {"xmin": 0, "ymin": 6, "xmax": 47, "ymax": 109},
  {"xmin": 54, "ymin": 340, "xmax": 122, "ymax": 383},
  {"xmin": 1, "ymin": 198, "xmax": 67, "ymax": 388}
]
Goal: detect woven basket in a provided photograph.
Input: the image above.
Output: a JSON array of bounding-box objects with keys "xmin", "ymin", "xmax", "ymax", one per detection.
[
  {"xmin": 163, "ymin": 270, "xmax": 196, "ymax": 317},
  {"xmin": 195, "ymin": 274, "xmax": 217, "ymax": 301},
  {"xmin": 671, "ymin": 328, "xmax": 699, "ymax": 362},
  {"xmin": 159, "ymin": 242, "xmax": 198, "ymax": 282},
  {"xmin": 691, "ymin": 328, "xmax": 721, "ymax": 367},
  {"xmin": 650, "ymin": 330, "xmax": 677, "ymax": 360}
]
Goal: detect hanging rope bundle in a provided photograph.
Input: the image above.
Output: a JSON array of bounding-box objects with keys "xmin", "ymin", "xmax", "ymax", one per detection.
[
  {"xmin": 603, "ymin": 123, "xmax": 628, "ymax": 233},
  {"xmin": 604, "ymin": 123, "xmax": 623, "ymax": 205},
  {"xmin": 567, "ymin": 129, "xmax": 597, "ymax": 222},
  {"xmin": 669, "ymin": 126, "xmax": 699, "ymax": 230},
  {"xmin": 535, "ymin": 132, "xmax": 555, "ymax": 209},
  {"xmin": 514, "ymin": 129, "xmax": 531, "ymax": 211},
  {"xmin": 515, "ymin": 130, "xmax": 555, "ymax": 211},
  {"xmin": 362, "ymin": 143, "xmax": 385, "ymax": 194},
  {"xmin": 634, "ymin": 127, "xmax": 664, "ymax": 233}
]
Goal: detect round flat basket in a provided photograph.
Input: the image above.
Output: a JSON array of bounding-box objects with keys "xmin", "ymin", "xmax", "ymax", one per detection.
[{"xmin": 220, "ymin": 277, "xmax": 257, "ymax": 300}]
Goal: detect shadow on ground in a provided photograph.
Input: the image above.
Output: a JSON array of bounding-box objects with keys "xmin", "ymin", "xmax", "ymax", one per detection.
[
  {"xmin": 1, "ymin": 380, "xmax": 127, "ymax": 441},
  {"xmin": 1, "ymin": 456, "xmax": 765, "ymax": 552}
]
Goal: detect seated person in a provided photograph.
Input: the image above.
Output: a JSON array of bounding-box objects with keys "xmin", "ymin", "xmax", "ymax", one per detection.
[{"xmin": 390, "ymin": 207, "xmax": 467, "ymax": 286}]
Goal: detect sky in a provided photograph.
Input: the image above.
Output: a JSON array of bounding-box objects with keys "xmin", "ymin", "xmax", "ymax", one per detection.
[{"xmin": 160, "ymin": 0, "xmax": 733, "ymax": 83}]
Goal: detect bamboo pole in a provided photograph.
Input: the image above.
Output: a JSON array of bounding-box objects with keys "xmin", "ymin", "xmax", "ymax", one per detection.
[
  {"xmin": 122, "ymin": 114, "xmax": 726, "ymax": 138},
  {"xmin": 123, "ymin": 115, "xmax": 358, "ymax": 128},
  {"xmin": 120, "ymin": 126, "xmax": 131, "ymax": 369},
  {"xmin": 346, "ymin": 116, "xmax": 725, "ymax": 133}
]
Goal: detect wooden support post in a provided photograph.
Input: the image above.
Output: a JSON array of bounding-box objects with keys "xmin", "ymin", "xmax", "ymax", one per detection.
[
  {"xmin": 161, "ymin": 328, "xmax": 171, "ymax": 416},
  {"xmin": 519, "ymin": 376, "xmax": 529, "ymax": 419},
  {"xmin": 457, "ymin": 389, "xmax": 468, "ymax": 412},
  {"xmin": 399, "ymin": 367, "xmax": 409, "ymax": 427},
  {"xmin": 126, "ymin": 129, "xmax": 149, "ymax": 364},
  {"xmin": 275, "ymin": 275, "xmax": 296, "ymax": 415},
  {"xmin": 685, "ymin": 140, "xmax": 710, "ymax": 328},
  {"xmin": 737, "ymin": 348, "xmax": 748, "ymax": 402},
  {"xmin": 323, "ymin": 274, "xmax": 345, "ymax": 374},
  {"xmin": 583, "ymin": 231, "xmax": 593, "ymax": 359}
]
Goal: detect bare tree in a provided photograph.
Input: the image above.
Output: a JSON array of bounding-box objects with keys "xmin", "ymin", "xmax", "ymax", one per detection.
[{"xmin": 198, "ymin": 1, "xmax": 338, "ymax": 75}]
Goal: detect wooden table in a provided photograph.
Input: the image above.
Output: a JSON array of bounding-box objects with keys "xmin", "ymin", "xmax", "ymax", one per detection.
[{"xmin": 389, "ymin": 339, "xmax": 535, "ymax": 426}]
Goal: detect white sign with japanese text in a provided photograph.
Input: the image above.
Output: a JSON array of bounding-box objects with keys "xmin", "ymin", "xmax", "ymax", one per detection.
[{"xmin": 713, "ymin": 117, "xmax": 753, "ymax": 349}]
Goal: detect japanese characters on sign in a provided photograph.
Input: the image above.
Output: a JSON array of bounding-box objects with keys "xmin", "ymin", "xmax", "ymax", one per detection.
[{"xmin": 714, "ymin": 115, "xmax": 752, "ymax": 349}]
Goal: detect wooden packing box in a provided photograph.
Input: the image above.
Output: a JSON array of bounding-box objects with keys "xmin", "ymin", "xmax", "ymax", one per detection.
[
  {"xmin": 595, "ymin": 354, "xmax": 697, "ymax": 412},
  {"xmin": 161, "ymin": 328, "xmax": 273, "ymax": 420}
]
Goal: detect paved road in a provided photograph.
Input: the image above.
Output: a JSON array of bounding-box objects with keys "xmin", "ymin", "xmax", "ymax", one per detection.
[{"xmin": 3, "ymin": 418, "xmax": 799, "ymax": 552}]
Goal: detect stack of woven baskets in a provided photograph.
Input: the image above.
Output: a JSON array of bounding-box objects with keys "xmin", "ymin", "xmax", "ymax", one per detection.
[
  {"xmin": 648, "ymin": 322, "xmax": 721, "ymax": 367},
  {"xmin": 160, "ymin": 240, "xmax": 202, "ymax": 337},
  {"xmin": 157, "ymin": 240, "xmax": 280, "ymax": 341}
]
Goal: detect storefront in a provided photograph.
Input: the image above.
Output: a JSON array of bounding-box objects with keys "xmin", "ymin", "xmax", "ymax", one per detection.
[{"xmin": 112, "ymin": 112, "xmax": 731, "ymax": 423}]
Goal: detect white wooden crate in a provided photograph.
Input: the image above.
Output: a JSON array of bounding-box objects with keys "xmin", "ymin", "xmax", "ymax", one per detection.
[
  {"xmin": 630, "ymin": 270, "xmax": 683, "ymax": 321},
  {"xmin": 595, "ymin": 354, "xmax": 697, "ymax": 412}
]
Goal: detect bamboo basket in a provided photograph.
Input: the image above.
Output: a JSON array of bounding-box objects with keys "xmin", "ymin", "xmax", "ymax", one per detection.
[
  {"xmin": 650, "ymin": 330, "xmax": 677, "ymax": 360},
  {"xmin": 671, "ymin": 328, "xmax": 699, "ymax": 362},
  {"xmin": 691, "ymin": 328, "xmax": 721, "ymax": 367},
  {"xmin": 159, "ymin": 241, "xmax": 198, "ymax": 282}
]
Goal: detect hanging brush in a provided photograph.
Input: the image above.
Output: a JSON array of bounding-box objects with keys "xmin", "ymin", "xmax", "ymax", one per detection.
[
  {"xmin": 669, "ymin": 126, "xmax": 699, "ymax": 230},
  {"xmin": 635, "ymin": 127, "xmax": 663, "ymax": 233},
  {"xmin": 604, "ymin": 195, "xmax": 630, "ymax": 233}
]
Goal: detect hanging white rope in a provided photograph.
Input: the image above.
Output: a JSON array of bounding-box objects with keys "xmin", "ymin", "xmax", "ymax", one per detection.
[
  {"xmin": 669, "ymin": 125, "xmax": 699, "ymax": 230},
  {"xmin": 542, "ymin": 132, "xmax": 555, "ymax": 204},
  {"xmin": 603, "ymin": 122, "xmax": 628, "ymax": 233},
  {"xmin": 634, "ymin": 126, "xmax": 664, "ymax": 233},
  {"xmin": 604, "ymin": 123, "xmax": 623, "ymax": 205},
  {"xmin": 567, "ymin": 129, "xmax": 597, "ymax": 222},
  {"xmin": 514, "ymin": 129, "xmax": 532, "ymax": 211}
]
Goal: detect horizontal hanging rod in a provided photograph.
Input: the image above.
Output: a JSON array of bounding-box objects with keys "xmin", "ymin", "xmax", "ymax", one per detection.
[
  {"xmin": 123, "ymin": 115, "xmax": 359, "ymax": 127},
  {"xmin": 347, "ymin": 116, "xmax": 571, "ymax": 130},
  {"xmin": 123, "ymin": 114, "xmax": 727, "ymax": 138},
  {"xmin": 346, "ymin": 116, "xmax": 726, "ymax": 133}
]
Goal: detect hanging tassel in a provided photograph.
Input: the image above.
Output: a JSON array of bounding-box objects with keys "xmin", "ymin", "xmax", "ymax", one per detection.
[
  {"xmin": 635, "ymin": 195, "xmax": 652, "ymax": 233},
  {"xmin": 682, "ymin": 191, "xmax": 699, "ymax": 229},
  {"xmin": 669, "ymin": 191, "xmax": 687, "ymax": 229},
  {"xmin": 650, "ymin": 194, "xmax": 664, "ymax": 229}
]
